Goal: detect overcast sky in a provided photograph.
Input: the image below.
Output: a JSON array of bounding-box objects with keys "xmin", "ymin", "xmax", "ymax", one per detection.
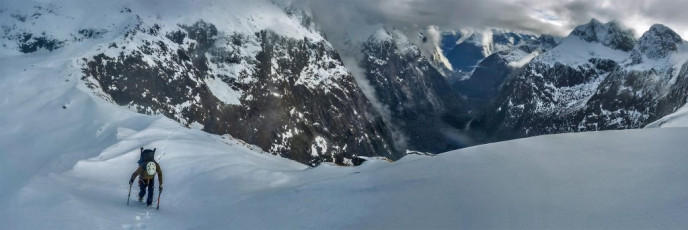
[{"xmin": 302, "ymin": 0, "xmax": 688, "ymax": 39}]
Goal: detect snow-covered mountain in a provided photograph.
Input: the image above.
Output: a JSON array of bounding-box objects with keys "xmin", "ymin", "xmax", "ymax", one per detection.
[
  {"xmin": 423, "ymin": 29, "xmax": 561, "ymax": 110},
  {"xmin": 471, "ymin": 19, "xmax": 688, "ymax": 142},
  {"xmin": 0, "ymin": 0, "xmax": 407, "ymax": 165},
  {"xmin": 4, "ymin": 0, "xmax": 688, "ymax": 161}
]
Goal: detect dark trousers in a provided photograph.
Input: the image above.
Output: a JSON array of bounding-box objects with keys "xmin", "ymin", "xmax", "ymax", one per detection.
[{"xmin": 138, "ymin": 179, "xmax": 155, "ymax": 205}]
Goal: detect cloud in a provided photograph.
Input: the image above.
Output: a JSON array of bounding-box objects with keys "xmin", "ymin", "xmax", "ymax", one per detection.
[
  {"xmin": 302, "ymin": 0, "xmax": 566, "ymax": 39},
  {"xmin": 580, "ymin": 0, "xmax": 688, "ymax": 38},
  {"xmin": 298, "ymin": 0, "xmax": 688, "ymax": 40},
  {"xmin": 519, "ymin": 0, "xmax": 688, "ymax": 38}
]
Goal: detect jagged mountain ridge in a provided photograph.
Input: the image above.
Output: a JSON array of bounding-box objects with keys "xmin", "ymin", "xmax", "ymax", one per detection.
[
  {"xmin": 569, "ymin": 18, "xmax": 636, "ymax": 52},
  {"xmin": 470, "ymin": 20, "xmax": 688, "ymax": 142}
]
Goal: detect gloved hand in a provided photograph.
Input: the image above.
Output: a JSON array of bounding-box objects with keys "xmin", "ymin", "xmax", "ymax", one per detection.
[
  {"xmin": 129, "ymin": 180, "xmax": 133, "ymax": 186},
  {"xmin": 159, "ymin": 184, "xmax": 164, "ymax": 192}
]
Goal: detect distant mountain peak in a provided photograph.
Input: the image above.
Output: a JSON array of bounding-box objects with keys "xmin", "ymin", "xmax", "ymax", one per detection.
[
  {"xmin": 532, "ymin": 35, "xmax": 560, "ymax": 48},
  {"xmin": 369, "ymin": 26, "xmax": 394, "ymax": 43},
  {"xmin": 570, "ymin": 19, "xmax": 636, "ymax": 51},
  {"xmin": 366, "ymin": 26, "xmax": 421, "ymax": 57},
  {"xmin": 636, "ymin": 23, "xmax": 683, "ymax": 59}
]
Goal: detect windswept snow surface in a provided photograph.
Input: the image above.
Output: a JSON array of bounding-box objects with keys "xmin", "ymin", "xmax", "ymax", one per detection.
[{"xmin": 4, "ymin": 108, "xmax": 688, "ymax": 229}]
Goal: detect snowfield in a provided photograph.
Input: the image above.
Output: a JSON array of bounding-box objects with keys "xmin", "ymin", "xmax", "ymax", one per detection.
[
  {"xmin": 2, "ymin": 46, "xmax": 688, "ymax": 229},
  {"xmin": 4, "ymin": 107, "xmax": 688, "ymax": 229},
  {"xmin": 2, "ymin": 1, "xmax": 688, "ymax": 229}
]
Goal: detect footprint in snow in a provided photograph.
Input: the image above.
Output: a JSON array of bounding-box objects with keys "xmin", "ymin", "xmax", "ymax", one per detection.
[{"xmin": 122, "ymin": 206, "xmax": 155, "ymax": 229}]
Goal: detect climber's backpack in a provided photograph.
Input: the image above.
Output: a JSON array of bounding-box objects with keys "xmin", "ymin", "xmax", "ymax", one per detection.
[{"xmin": 139, "ymin": 148, "xmax": 157, "ymax": 176}]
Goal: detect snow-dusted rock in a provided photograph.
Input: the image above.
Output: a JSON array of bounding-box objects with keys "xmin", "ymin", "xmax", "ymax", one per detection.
[
  {"xmin": 569, "ymin": 19, "xmax": 636, "ymax": 51},
  {"xmin": 636, "ymin": 24, "xmax": 683, "ymax": 59}
]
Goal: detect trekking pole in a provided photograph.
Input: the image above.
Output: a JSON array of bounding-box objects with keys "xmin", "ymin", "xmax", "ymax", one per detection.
[
  {"xmin": 127, "ymin": 183, "xmax": 132, "ymax": 205},
  {"xmin": 156, "ymin": 189, "xmax": 162, "ymax": 210}
]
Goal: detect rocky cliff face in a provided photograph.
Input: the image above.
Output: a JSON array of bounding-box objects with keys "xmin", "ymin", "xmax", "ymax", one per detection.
[
  {"xmin": 77, "ymin": 8, "xmax": 399, "ymax": 165},
  {"xmin": 471, "ymin": 21, "xmax": 688, "ymax": 142},
  {"xmin": 359, "ymin": 28, "xmax": 469, "ymax": 153}
]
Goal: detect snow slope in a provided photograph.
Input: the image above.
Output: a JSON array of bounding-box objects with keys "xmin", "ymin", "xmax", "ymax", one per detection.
[
  {"xmin": 4, "ymin": 111, "xmax": 688, "ymax": 229},
  {"xmin": 535, "ymin": 35, "xmax": 629, "ymax": 67},
  {"xmin": 646, "ymin": 104, "xmax": 688, "ymax": 128}
]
